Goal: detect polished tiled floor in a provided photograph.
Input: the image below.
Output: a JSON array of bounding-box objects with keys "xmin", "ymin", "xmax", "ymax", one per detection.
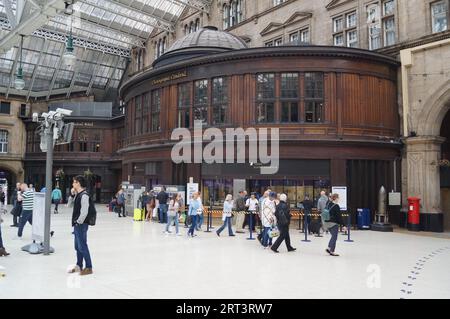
[{"xmin": 0, "ymin": 205, "xmax": 449, "ymax": 299}]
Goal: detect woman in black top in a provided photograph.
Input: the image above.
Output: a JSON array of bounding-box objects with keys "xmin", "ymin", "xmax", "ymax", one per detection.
[{"xmin": 324, "ymin": 194, "xmax": 342, "ymax": 256}]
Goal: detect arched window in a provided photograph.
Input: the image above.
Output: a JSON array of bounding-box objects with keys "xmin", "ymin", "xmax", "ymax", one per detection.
[
  {"xmin": 184, "ymin": 24, "xmax": 188, "ymax": 35},
  {"xmin": 223, "ymin": 4, "xmax": 230, "ymax": 29},
  {"xmin": 237, "ymin": 0, "xmax": 243, "ymax": 23},
  {"xmin": 0, "ymin": 130, "xmax": 8, "ymax": 153},
  {"xmin": 195, "ymin": 18, "xmax": 200, "ymax": 31},
  {"xmin": 190, "ymin": 21, "xmax": 194, "ymax": 33},
  {"xmin": 154, "ymin": 42, "xmax": 158, "ymax": 59},
  {"xmin": 230, "ymin": 0, "xmax": 237, "ymax": 26},
  {"xmin": 162, "ymin": 37, "xmax": 167, "ymax": 54}
]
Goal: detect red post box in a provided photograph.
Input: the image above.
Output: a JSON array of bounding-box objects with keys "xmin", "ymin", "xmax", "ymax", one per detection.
[{"xmin": 407, "ymin": 197, "xmax": 421, "ymax": 231}]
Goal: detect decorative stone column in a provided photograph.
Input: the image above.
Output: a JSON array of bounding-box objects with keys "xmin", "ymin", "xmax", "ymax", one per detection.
[{"xmin": 405, "ymin": 136, "xmax": 445, "ymax": 232}]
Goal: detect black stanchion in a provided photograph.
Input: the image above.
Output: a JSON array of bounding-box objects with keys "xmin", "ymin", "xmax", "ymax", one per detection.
[
  {"xmin": 301, "ymin": 212, "xmax": 311, "ymax": 242},
  {"xmin": 315, "ymin": 215, "xmax": 323, "ymax": 237},
  {"xmin": 300, "ymin": 213, "xmax": 305, "ymax": 233},
  {"xmin": 344, "ymin": 213, "xmax": 354, "ymax": 243},
  {"xmin": 205, "ymin": 203, "xmax": 212, "ymax": 233},
  {"xmin": 247, "ymin": 212, "xmax": 255, "ymax": 240}
]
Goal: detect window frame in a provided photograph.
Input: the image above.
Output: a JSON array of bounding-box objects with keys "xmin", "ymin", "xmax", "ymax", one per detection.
[
  {"xmin": 0, "ymin": 129, "xmax": 8, "ymax": 153},
  {"xmin": 211, "ymin": 77, "xmax": 229, "ymax": 125},
  {"xmin": 332, "ymin": 10, "xmax": 358, "ymax": 48},
  {"xmin": 255, "ymin": 73, "xmax": 276, "ymax": 124},
  {"xmin": 304, "ymin": 72, "xmax": 325, "ymax": 124},
  {"xmin": 193, "ymin": 79, "xmax": 209, "ymax": 126},
  {"xmin": 151, "ymin": 89, "xmax": 161, "ymax": 132},
  {"xmin": 431, "ymin": 0, "xmax": 449, "ymax": 33},
  {"xmin": 177, "ymin": 82, "xmax": 191, "ymax": 128}
]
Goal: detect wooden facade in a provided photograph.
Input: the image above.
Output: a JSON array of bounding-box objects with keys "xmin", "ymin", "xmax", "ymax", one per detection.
[
  {"xmin": 119, "ymin": 45, "xmax": 401, "ymax": 213},
  {"xmin": 23, "ymin": 116, "xmax": 124, "ymax": 203}
]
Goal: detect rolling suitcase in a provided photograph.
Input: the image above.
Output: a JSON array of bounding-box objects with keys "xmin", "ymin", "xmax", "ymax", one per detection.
[{"xmin": 134, "ymin": 208, "xmax": 144, "ymax": 221}]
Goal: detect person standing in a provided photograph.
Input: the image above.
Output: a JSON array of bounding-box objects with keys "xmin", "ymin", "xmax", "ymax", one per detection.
[
  {"xmin": 0, "ymin": 188, "xmax": 5, "ymax": 213},
  {"xmin": 165, "ymin": 194, "xmax": 181, "ymax": 235},
  {"xmin": 216, "ymin": 194, "xmax": 235, "ymax": 237},
  {"xmin": 116, "ymin": 189, "xmax": 126, "ymax": 217},
  {"xmin": 29, "ymin": 184, "xmax": 35, "ymax": 192},
  {"xmin": 244, "ymin": 192, "xmax": 258, "ymax": 232},
  {"xmin": 317, "ymin": 190, "xmax": 329, "ymax": 235},
  {"xmin": 233, "ymin": 190, "xmax": 247, "ymax": 234},
  {"xmin": 323, "ymin": 193, "xmax": 343, "ymax": 257},
  {"xmin": 16, "ymin": 183, "xmax": 34, "ymax": 239},
  {"xmin": 196, "ymin": 192, "xmax": 204, "ymax": 231},
  {"xmin": 157, "ymin": 187, "xmax": 169, "ymax": 224},
  {"xmin": 0, "ymin": 208, "xmax": 10, "ymax": 256},
  {"xmin": 302, "ymin": 195, "xmax": 314, "ymax": 234},
  {"xmin": 261, "ymin": 192, "xmax": 277, "ymax": 248},
  {"xmin": 271, "ymin": 194, "xmax": 296, "ymax": 253},
  {"xmin": 187, "ymin": 192, "xmax": 201, "ymax": 237},
  {"xmin": 10, "ymin": 183, "xmax": 21, "ymax": 227},
  {"xmin": 68, "ymin": 175, "xmax": 94, "ymax": 275},
  {"xmin": 51, "ymin": 186, "xmax": 62, "ymax": 214}
]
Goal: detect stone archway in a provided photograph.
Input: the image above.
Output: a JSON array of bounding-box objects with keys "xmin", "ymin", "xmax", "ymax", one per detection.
[
  {"xmin": 0, "ymin": 164, "xmax": 19, "ymax": 205},
  {"xmin": 405, "ymin": 82, "xmax": 450, "ymax": 232},
  {"xmin": 440, "ymin": 110, "xmax": 450, "ymax": 231}
]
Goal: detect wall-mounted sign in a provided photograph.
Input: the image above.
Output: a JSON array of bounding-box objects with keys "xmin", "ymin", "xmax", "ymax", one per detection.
[
  {"xmin": 74, "ymin": 122, "xmax": 94, "ymax": 127},
  {"xmin": 151, "ymin": 71, "xmax": 188, "ymax": 86}
]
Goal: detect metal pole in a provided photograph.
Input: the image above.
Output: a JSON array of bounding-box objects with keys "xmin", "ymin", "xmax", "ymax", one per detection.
[{"xmin": 43, "ymin": 127, "xmax": 53, "ymax": 255}]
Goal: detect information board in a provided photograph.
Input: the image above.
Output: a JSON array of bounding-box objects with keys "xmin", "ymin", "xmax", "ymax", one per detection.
[
  {"xmin": 331, "ymin": 186, "xmax": 347, "ymax": 211},
  {"xmin": 186, "ymin": 183, "xmax": 199, "ymax": 205},
  {"xmin": 32, "ymin": 192, "xmax": 46, "ymax": 242}
]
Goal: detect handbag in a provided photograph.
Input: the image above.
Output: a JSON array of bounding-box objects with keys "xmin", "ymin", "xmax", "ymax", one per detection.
[
  {"xmin": 179, "ymin": 213, "xmax": 186, "ymax": 223},
  {"xmin": 268, "ymin": 226, "xmax": 280, "ymax": 238}
]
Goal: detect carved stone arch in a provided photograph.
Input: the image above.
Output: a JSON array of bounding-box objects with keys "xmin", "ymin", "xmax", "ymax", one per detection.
[{"xmin": 417, "ymin": 80, "xmax": 450, "ymax": 136}]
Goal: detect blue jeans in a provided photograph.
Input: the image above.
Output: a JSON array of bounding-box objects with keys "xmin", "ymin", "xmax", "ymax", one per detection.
[
  {"xmin": 217, "ymin": 217, "xmax": 233, "ymax": 236},
  {"xmin": 328, "ymin": 224, "xmax": 339, "ymax": 252},
  {"xmin": 18, "ymin": 210, "xmax": 33, "ymax": 237},
  {"xmin": 0, "ymin": 224, "xmax": 4, "ymax": 248},
  {"xmin": 166, "ymin": 214, "xmax": 179, "ymax": 233},
  {"xmin": 159, "ymin": 204, "xmax": 168, "ymax": 223},
  {"xmin": 197, "ymin": 213, "xmax": 204, "ymax": 230},
  {"xmin": 188, "ymin": 215, "xmax": 197, "ymax": 236},
  {"xmin": 262, "ymin": 226, "xmax": 273, "ymax": 247},
  {"xmin": 74, "ymin": 224, "xmax": 92, "ymax": 269}
]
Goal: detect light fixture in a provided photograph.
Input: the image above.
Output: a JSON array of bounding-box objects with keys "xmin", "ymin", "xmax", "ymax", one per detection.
[
  {"xmin": 14, "ymin": 35, "xmax": 25, "ymax": 90},
  {"xmin": 63, "ymin": 5, "xmax": 76, "ymax": 68}
]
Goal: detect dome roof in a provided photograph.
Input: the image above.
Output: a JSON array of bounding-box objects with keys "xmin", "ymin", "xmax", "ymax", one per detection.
[
  {"xmin": 168, "ymin": 26, "xmax": 247, "ymax": 52},
  {"xmin": 153, "ymin": 26, "xmax": 248, "ymax": 68}
]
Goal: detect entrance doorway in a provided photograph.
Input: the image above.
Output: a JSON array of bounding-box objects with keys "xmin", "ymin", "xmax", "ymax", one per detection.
[
  {"xmin": 0, "ymin": 168, "xmax": 16, "ymax": 205},
  {"xmin": 440, "ymin": 110, "xmax": 450, "ymax": 231}
]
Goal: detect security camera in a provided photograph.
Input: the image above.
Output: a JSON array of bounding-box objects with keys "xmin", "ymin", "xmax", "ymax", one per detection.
[
  {"xmin": 56, "ymin": 108, "xmax": 73, "ymax": 116},
  {"xmin": 32, "ymin": 113, "xmax": 39, "ymax": 122}
]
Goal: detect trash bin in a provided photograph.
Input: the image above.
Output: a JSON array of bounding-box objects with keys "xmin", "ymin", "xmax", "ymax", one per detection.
[{"xmin": 357, "ymin": 208, "xmax": 371, "ymax": 230}]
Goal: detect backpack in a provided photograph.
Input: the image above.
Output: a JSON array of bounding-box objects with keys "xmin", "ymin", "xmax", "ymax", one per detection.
[
  {"xmin": 321, "ymin": 202, "xmax": 336, "ymax": 223},
  {"xmin": 276, "ymin": 205, "xmax": 289, "ymax": 227},
  {"xmin": 80, "ymin": 191, "xmax": 97, "ymax": 226}
]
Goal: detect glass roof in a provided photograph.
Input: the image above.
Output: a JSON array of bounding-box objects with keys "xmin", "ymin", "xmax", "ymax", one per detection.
[{"xmin": 0, "ymin": 0, "xmax": 211, "ymax": 100}]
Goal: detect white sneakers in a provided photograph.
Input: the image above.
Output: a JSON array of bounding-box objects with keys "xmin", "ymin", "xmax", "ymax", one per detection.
[{"xmin": 67, "ymin": 265, "xmax": 81, "ymax": 273}]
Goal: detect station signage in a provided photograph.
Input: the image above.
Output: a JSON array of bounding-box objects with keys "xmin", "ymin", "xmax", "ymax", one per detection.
[{"xmin": 151, "ymin": 70, "xmax": 188, "ymax": 86}]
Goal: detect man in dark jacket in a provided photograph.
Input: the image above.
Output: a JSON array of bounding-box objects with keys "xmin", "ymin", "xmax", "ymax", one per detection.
[
  {"xmin": 271, "ymin": 194, "xmax": 296, "ymax": 253},
  {"xmin": 157, "ymin": 187, "xmax": 169, "ymax": 224},
  {"xmin": 234, "ymin": 190, "xmax": 247, "ymax": 233},
  {"xmin": 10, "ymin": 183, "xmax": 21, "ymax": 227},
  {"xmin": 68, "ymin": 175, "xmax": 93, "ymax": 276}
]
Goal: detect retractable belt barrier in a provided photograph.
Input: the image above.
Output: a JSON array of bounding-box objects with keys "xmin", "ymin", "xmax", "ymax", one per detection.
[{"xmin": 175, "ymin": 208, "xmax": 354, "ymax": 242}]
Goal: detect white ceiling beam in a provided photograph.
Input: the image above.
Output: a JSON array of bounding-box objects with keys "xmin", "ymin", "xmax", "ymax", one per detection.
[
  {"xmin": 3, "ymin": 0, "xmax": 17, "ymax": 28},
  {"xmin": 0, "ymin": 0, "xmax": 66, "ymax": 53},
  {"xmin": 171, "ymin": 0, "xmax": 210, "ymax": 14}
]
